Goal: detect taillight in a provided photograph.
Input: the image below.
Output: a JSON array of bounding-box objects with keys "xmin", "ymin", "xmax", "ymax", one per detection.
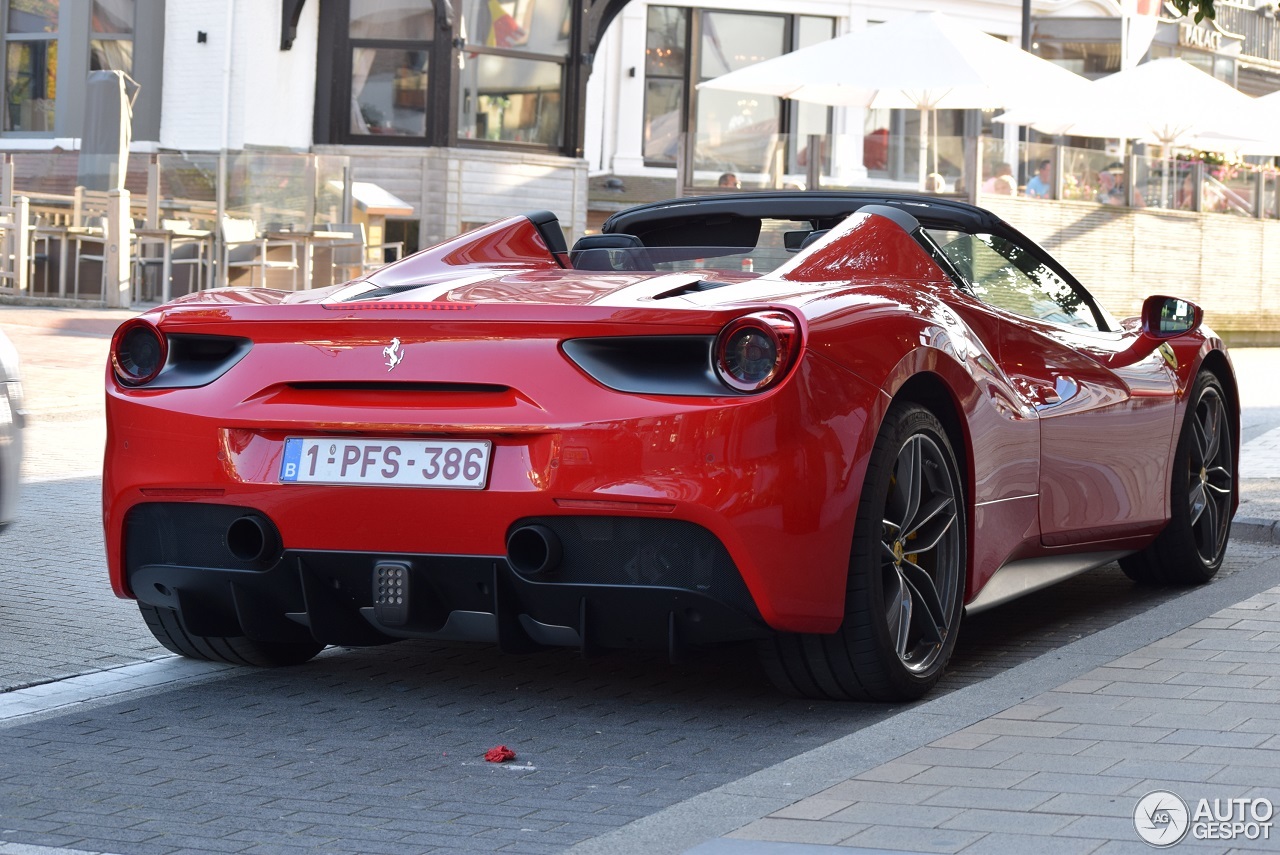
[
  {"xmin": 111, "ymin": 319, "xmax": 168, "ymax": 386},
  {"xmin": 713, "ymin": 311, "xmax": 799, "ymax": 392}
]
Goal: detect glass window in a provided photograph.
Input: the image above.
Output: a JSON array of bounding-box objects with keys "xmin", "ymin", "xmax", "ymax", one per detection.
[
  {"xmin": 460, "ymin": 0, "xmax": 570, "ymax": 54},
  {"xmin": 694, "ymin": 12, "xmax": 785, "ymax": 175},
  {"xmin": 91, "ymin": 0, "xmax": 133, "ymax": 72},
  {"xmin": 92, "ymin": 0, "xmax": 133, "ymax": 35},
  {"xmin": 351, "ymin": 0, "xmax": 433, "ymax": 40},
  {"xmin": 645, "ymin": 7, "xmax": 685, "ymax": 76},
  {"xmin": 352, "ymin": 47, "xmax": 427, "ymax": 136},
  {"xmin": 790, "ymin": 16, "xmax": 833, "ymax": 172},
  {"xmin": 348, "ymin": 1, "xmax": 432, "ymax": 139},
  {"xmin": 697, "ymin": 11, "xmax": 784, "ymax": 78},
  {"xmin": 6, "ymin": 0, "xmax": 58, "ymax": 132},
  {"xmin": 643, "ymin": 7, "xmax": 685, "ymax": 164},
  {"xmin": 454, "ymin": 0, "xmax": 569, "ymax": 148},
  {"xmin": 5, "ymin": 42, "xmax": 56, "ymax": 132},
  {"xmin": 1035, "ymin": 40, "xmax": 1118, "ymax": 79},
  {"xmin": 90, "ymin": 38, "xmax": 131, "ymax": 71},
  {"xmin": 8, "ymin": 0, "xmax": 57, "ymax": 35},
  {"xmin": 644, "ymin": 78, "xmax": 681, "ymax": 161},
  {"xmin": 644, "ymin": 8, "xmax": 834, "ymax": 172},
  {"xmin": 458, "ymin": 54, "xmax": 561, "ymax": 145},
  {"xmin": 927, "ymin": 229, "xmax": 1100, "ymax": 330}
]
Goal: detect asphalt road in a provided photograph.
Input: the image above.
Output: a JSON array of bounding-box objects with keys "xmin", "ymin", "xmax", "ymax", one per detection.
[{"xmin": 1, "ymin": 305, "xmax": 1278, "ymax": 855}]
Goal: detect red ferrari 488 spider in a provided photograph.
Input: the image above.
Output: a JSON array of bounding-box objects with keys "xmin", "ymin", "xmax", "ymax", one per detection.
[{"xmin": 104, "ymin": 192, "xmax": 1238, "ymax": 701}]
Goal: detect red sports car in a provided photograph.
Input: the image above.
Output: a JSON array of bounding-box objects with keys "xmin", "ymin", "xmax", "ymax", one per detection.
[{"xmin": 104, "ymin": 192, "xmax": 1237, "ymax": 701}]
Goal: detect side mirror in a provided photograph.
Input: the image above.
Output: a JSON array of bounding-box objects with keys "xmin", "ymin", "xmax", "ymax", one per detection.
[{"xmin": 1142, "ymin": 295, "xmax": 1202, "ymax": 338}]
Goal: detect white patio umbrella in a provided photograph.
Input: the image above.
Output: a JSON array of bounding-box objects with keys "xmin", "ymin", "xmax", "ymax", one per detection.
[
  {"xmin": 995, "ymin": 58, "xmax": 1265, "ymax": 203},
  {"xmin": 696, "ymin": 11, "xmax": 1091, "ymax": 187},
  {"xmin": 1195, "ymin": 89, "xmax": 1280, "ymax": 155}
]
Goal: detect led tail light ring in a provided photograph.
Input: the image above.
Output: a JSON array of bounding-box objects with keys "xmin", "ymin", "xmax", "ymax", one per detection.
[
  {"xmin": 714, "ymin": 311, "xmax": 799, "ymax": 393},
  {"xmin": 111, "ymin": 319, "xmax": 168, "ymax": 386}
]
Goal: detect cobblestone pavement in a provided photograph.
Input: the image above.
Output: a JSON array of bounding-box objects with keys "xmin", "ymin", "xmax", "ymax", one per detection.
[
  {"xmin": 2, "ymin": 307, "xmax": 166, "ymax": 691},
  {"xmin": 0, "ymin": 305, "xmax": 1278, "ymax": 855}
]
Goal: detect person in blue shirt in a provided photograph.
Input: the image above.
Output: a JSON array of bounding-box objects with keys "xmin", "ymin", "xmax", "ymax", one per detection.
[{"xmin": 1025, "ymin": 159, "xmax": 1052, "ymax": 199}]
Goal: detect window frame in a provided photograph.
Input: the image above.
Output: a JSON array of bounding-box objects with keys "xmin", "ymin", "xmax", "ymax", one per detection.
[
  {"xmin": 3, "ymin": 0, "xmax": 59, "ymax": 137},
  {"xmin": 315, "ymin": 0, "xmax": 581, "ymax": 153},
  {"xmin": 1, "ymin": 0, "xmax": 160, "ymax": 141},
  {"xmin": 642, "ymin": 6, "xmax": 834, "ymax": 170}
]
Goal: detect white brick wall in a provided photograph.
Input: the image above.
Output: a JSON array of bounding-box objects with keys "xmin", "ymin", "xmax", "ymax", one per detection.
[
  {"xmin": 161, "ymin": 0, "xmax": 317, "ymax": 152},
  {"xmin": 982, "ymin": 196, "xmax": 1280, "ymax": 341}
]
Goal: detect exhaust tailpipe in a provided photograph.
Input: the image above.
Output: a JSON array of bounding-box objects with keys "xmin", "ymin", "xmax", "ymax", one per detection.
[
  {"xmin": 506, "ymin": 524, "xmax": 562, "ymax": 576},
  {"xmin": 226, "ymin": 515, "xmax": 281, "ymax": 566}
]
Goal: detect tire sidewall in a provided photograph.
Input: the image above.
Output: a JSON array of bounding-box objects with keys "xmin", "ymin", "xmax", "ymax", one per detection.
[
  {"xmin": 847, "ymin": 403, "xmax": 967, "ymax": 697},
  {"xmin": 1169, "ymin": 373, "xmax": 1232, "ymax": 578}
]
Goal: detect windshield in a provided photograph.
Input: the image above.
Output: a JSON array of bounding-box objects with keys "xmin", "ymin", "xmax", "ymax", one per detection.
[
  {"xmin": 567, "ymin": 245, "xmax": 797, "ymax": 275},
  {"xmin": 570, "ymin": 217, "xmax": 819, "ymax": 276}
]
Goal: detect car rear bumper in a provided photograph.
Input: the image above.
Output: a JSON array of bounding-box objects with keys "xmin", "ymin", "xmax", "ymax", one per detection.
[
  {"xmin": 125, "ymin": 502, "xmax": 769, "ymax": 655},
  {"xmin": 104, "ymin": 351, "xmax": 883, "ymax": 633}
]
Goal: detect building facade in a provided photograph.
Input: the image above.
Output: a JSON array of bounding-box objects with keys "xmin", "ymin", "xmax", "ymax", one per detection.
[{"xmin": 1, "ymin": 0, "xmax": 1279, "ymax": 250}]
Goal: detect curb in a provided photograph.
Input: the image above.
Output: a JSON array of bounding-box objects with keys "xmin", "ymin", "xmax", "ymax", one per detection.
[
  {"xmin": 0, "ymin": 294, "xmax": 109, "ymax": 309},
  {"xmin": 1234, "ymin": 514, "xmax": 1280, "ymax": 544}
]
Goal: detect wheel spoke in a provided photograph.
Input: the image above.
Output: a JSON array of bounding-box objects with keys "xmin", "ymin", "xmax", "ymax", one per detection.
[
  {"xmin": 892, "ymin": 439, "xmax": 923, "ymax": 533},
  {"xmin": 1190, "ymin": 410, "xmax": 1209, "ymax": 470},
  {"xmin": 884, "ymin": 567, "xmax": 912, "ymax": 660},
  {"xmin": 1188, "ymin": 479, "xmax": 1208, "ymax": 525},
  {"xmin": 899, "ymin": 560, "xmax": 946, "ymax": 644},
  {"xmin": 902, "ymin": 495, "xmax": 957, "ymax": 555},
  {"xmin": 1195, "ymin": 490, "xmax": 1221, "ymax": 558},
  {"xmin": 1200, "ymin": 395, "xmax": 1223, "ymax": 466},
  {"xmin": 1206, "ymin": 465, "xmax": 1233, "ymax": 495}
]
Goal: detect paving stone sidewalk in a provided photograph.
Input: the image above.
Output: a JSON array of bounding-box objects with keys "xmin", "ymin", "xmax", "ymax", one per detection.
[{"xmin": 565, "ymin": 557, "xmax": 1280, "ymax": 855}]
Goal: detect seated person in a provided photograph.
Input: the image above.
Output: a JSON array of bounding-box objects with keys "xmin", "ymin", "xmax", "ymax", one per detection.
[
  {"xmin": 982, "ymin": 163, "xmax": 1015, "ymax": 196},
  {"xmin": 1025, "ymin": 159, "xmax": 1052, "ymax": 199}
]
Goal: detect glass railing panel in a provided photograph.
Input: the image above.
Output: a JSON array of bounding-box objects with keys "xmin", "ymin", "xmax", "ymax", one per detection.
[
  {"xmin": 224, "ymin": 152, "xmax": 315, "ymax": 231},
  {"xmin": 1263, "ymin": 173, "xmax": 1279, "ymax": 219},
  {"xmin": 1205, "ymin": 165, "xmax": 1257, "ymax": 216},
  {"xmin": 10, "ymin": 152, "xmax": 78, "ymax": 209},
  {"xmin": 1134, "ymin": 154, "xmax": 1181, "ymax": 210},
  {"xmin": 1059, "ymin": 146, "xmax": 1125, "ymax": 206},
  {"xmin": 154, "ymin": 153, "xmax": 220, "ymax": 230},
  {"xmin": 689, "ymin": 131, "xmax": 789, "ymax": 190},
  {"xmin": 314, "ymin": 155, "xmax": 350, "ymax": 226}
]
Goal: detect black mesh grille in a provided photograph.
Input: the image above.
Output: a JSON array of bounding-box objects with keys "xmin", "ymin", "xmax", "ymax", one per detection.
[
  {"xmin": 126, "ymin": 503, "xmax": 281, "ymax": 572},
  {"xmin": 508, "ymin": 516, "xmax": 757, "ymax": 616}
]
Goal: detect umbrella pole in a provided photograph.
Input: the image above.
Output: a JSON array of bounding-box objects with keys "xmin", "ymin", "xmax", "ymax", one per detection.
[
  {"xmin": 1162, "ymin": 144, "xmax": 1171, "ymax": 208},
  {"xmin": 932, "ymin": 108, "xmax": 940, "ymax": 177},
  {"xmin": 919, "ymin": 108, "xmax": 930, "ymax": 190}
]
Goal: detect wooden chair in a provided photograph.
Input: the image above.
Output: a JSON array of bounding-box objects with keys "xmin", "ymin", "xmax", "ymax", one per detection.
[
  {"xmin": 220, "ymin": 216, "xmax": 299, "ymax": 289},
  {"xmin": 319, "ymin": 222, "xmax": 403, "ymax": 285},
  {"xmin": 0, "ymin": 196, "xmax": 32, "ymax": 293},
  {"xmin": 70, "ymin": 189, "xmax": 127, "ymax": 299},
  {"xmin": 133, "ymin": 218, "xmax": 214, "ymax": 301}
]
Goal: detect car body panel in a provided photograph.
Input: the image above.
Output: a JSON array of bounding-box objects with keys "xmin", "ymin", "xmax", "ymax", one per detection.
[{"xmin": 103, "ymin": 193, "xmax": 1237, "ymax": 659}]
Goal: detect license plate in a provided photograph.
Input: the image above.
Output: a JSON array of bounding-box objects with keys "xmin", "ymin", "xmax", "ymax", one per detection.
[{"xmin": 280, "ymin": 437, "xmax": 492, "ymax": 489}]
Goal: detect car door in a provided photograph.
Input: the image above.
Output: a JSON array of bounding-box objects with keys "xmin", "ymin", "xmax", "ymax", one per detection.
[{"xmin": 926, "ymin": 228, "xmax": 1179, "ymax": 545}]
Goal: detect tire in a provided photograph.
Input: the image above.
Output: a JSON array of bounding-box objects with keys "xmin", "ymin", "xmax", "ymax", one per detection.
[
  {"xmin": 139, "ymin": 602, "xmax": 324, "ymax": 666},
  {"xmin": 760, "ymin": 402, "xmax": 967, "ymax": 701},
  {"xmin": 1120, "ymin": 372, "xmax": 1234, "ymax": 586}
]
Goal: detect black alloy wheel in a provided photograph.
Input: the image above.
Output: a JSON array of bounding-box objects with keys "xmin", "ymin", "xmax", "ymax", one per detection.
[
  {"xmin": 1121, "ymin": 371, "xmax": 1234, "ymax": 586},
  {"xmin": 759, "ymin": 402, "xmax": 966, "ymax": 701}
]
